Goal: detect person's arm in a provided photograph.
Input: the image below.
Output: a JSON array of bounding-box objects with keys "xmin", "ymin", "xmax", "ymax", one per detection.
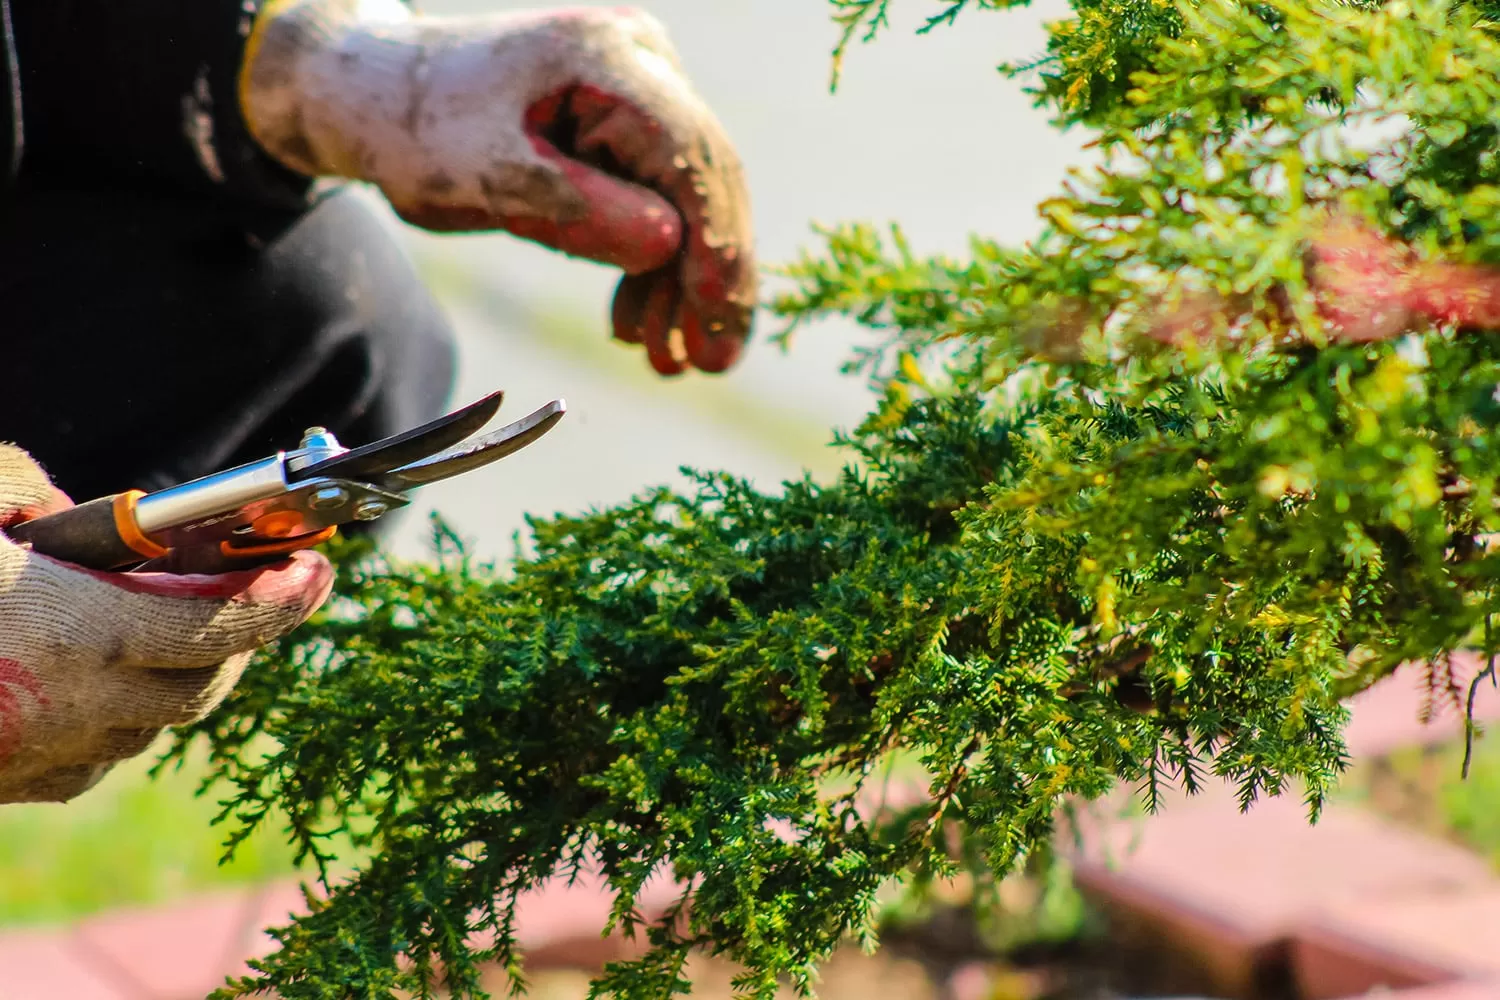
[
  {"xmin": 240, "ymin": 1, "xmax": 756, "ymax": 374},
  {"xmin": 8, "ymin": 0, "xmax": 344, "ymax": 208}
]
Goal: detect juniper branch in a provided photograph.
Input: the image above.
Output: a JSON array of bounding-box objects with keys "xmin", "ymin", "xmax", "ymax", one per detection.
[{"xmin": 164, "ymin": 1, "xmax": 1500, "ymax": 997}]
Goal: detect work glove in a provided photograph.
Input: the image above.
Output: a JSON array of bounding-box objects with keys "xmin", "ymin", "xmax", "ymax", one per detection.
[
  {"xmin": 0, "ymin": 445, "xmax": 333, "ymax": 805},
  {"xmin": 241, "ymin": 1, "xmax": 756, "ymax": 376}
]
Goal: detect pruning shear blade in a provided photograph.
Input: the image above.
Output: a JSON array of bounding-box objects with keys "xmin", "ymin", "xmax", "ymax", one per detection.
[
  {"xmin": 293, "ymin": 389, "xmax": 507, "ymax": 483},
  {"xmin": 379, "ymin": 398, "xmax": 567, "ymax": 490},
  {"xmin": 5, "ymin": 388, "xmax": 568, "ymax": 572}
]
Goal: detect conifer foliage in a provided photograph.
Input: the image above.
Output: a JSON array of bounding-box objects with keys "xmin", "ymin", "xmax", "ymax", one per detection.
[{"xmin": 170, "ymin": 0, "xmax": 1500, "ymax": 996}]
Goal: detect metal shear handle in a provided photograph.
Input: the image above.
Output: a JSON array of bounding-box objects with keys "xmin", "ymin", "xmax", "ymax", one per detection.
[{"xmin": 9, "ymin": 392, "xmax": 566, "ymax": 572}]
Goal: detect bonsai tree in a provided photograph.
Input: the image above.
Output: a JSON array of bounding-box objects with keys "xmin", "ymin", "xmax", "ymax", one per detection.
[{"xmin": 167, "ymin": 0, "xmax": 1500, "ymax": 995}]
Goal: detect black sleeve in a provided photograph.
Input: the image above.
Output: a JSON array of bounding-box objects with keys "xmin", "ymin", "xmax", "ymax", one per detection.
[{"xmin": 9, "ymin": 0, "xmax": 316, "ymax": 209}]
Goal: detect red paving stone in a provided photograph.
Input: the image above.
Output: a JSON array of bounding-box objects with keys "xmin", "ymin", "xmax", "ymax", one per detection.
[
  {"xmin": 0, "ymin": 928, "xmax": 132, "ymax": 1000},
  {"xmin": 218, "ymin": 881, "xmax": 319, "ymax": 980},
  {"xmin": 1343, "ymin": 657, "xmax": 1500, "ymax": 758},
  {"xmin": 1299, "ymin": 892, "xmax": 1500, "ymax": 987},
  {"xmin": 1061, "ymin": 776, "xmax": 1498, "ymax": 995},
  {"xmin": 1287, "ymin": 921, "xmax": 1457, "ymax": 998},
  {"xmin": 507, "ymin": 867, "xmax": 685, "ymax": 969},
  {"xmin": 1065, "ymin": 777, "xmax": 1492, "ymax": 924},
  {"xmin": 1048, "ymin": 662, "xmax": 1500, "ymax": 998},
  {"xmin": 1363, "ymin": 981, "xmax": 1500, "ymax": 1000},
  {"xmin": 70, "ymin": 887, "xmax": 271, "ymax": 999}
]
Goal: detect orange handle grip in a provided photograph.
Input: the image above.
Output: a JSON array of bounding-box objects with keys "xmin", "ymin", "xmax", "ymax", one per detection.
[{"xmin": 219, "ymin": 525, "xmax": 338, "ymax": 561}]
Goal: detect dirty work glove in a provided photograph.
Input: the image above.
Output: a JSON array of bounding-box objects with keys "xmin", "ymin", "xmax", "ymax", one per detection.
[
  {"xmin": 241, "ymin": 1, "xmax": 756, "ymax": 376},
  {"xmin": 0, "ymin": 445, "xmax": 333, "ymax": 805}
]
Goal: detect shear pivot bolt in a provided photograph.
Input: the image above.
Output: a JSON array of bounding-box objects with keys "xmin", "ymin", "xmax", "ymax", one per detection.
[
  {"xmin": 309, "ymin": 486, "xmax": 349, "ymax": 510},
  {"xmin": 353, "ymin": 500, "xmax": 389, "ymax": 522}
]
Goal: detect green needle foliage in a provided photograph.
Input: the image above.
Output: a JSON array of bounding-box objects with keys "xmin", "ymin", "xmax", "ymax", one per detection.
[{"xmin": 166, "ymin": 0, "xmax": 1500, "ymax": 996}]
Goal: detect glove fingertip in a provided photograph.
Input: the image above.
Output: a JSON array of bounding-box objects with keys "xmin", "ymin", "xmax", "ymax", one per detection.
[
  {"xmin": 631, "ymin": 271, "xmax": 688, "ymax": 375},
  {"xmin": 645, "ymin": 328, "xmax": 689, "ymax": 376},
  {"xmin": 681, "ymin": 307, "xmax": 744, "ymax": 373},
  {"xmin": 678, "ymin": 229, "xmax": 757, "ymax": 367},
  {"xmin": 611, "ymin": 272, "xmax": 652, "ymax": 344}
]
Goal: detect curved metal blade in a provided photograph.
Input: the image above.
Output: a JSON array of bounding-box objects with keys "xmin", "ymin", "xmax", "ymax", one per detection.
[
  {"xmin": 293, "ymin": 389, "xmax": 506, "ymax": 483},
  {"xmin": 377, "ymin": 398, "xmax": 566, "ymax": 490}
]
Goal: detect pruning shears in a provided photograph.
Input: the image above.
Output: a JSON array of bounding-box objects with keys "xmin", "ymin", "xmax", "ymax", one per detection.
[{"xmin": 10, "ymin": 390, "xmax": 565, "ymax": 573}]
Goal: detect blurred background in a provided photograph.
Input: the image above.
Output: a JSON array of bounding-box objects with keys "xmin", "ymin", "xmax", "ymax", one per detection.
[
  {"xmin": 376, "ymin": 0, "xmax": 1086, "ymax": 564},
  {"xmin": 6, "ymin": 4, "xmax": 1500, "ymax": 1000}
]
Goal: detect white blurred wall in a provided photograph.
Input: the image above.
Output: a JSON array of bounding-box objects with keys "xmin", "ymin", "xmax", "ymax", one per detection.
[{"xmin": 380, "ymin": 0, "xmax": 1090, "ymax": 561}]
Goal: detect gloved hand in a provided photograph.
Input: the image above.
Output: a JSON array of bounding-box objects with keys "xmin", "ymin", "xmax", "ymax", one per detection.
[
  {"xmin": 240, "ymin": 1, "xmax": 756, "ymax": 376},
  {"xmin": 0, "ymin": 445, "xmax": 333, "ymax": 805}
]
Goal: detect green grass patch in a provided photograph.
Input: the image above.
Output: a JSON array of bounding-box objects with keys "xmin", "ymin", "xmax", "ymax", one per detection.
[
  {"xmin": 1335, "ymin": 726, "xmax": 1500, "ymax": 869},
  {"xmin": 0, "ymin": 737, "xmax": 363, "ymax": 929}
]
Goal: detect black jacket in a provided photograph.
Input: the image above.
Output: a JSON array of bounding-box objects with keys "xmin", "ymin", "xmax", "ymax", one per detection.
[{"xmin": 0, "ymin": 0, "xmax": 310, "ymax": 207}]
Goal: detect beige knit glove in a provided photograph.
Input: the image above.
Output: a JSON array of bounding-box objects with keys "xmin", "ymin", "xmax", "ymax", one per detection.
[
  {"xmin": 240, "ymin": 1, "xmax": 756, "ymax": 376},
  {"xmin": 0, "ymin": 445, "xmax": 333, "ymax": 804}
]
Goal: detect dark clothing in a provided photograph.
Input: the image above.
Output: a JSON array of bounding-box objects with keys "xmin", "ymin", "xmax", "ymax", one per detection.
[
  {"xmin": 0, "ymin": 180, "xmax": 457, "ymax": 500},
  {"xmin": 0, "ymin": 0, "xmax": 456, "ymax": 502},
  {"xmin": 3, "ymin": 0, "xmax": 313, "ymax": 206}
]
